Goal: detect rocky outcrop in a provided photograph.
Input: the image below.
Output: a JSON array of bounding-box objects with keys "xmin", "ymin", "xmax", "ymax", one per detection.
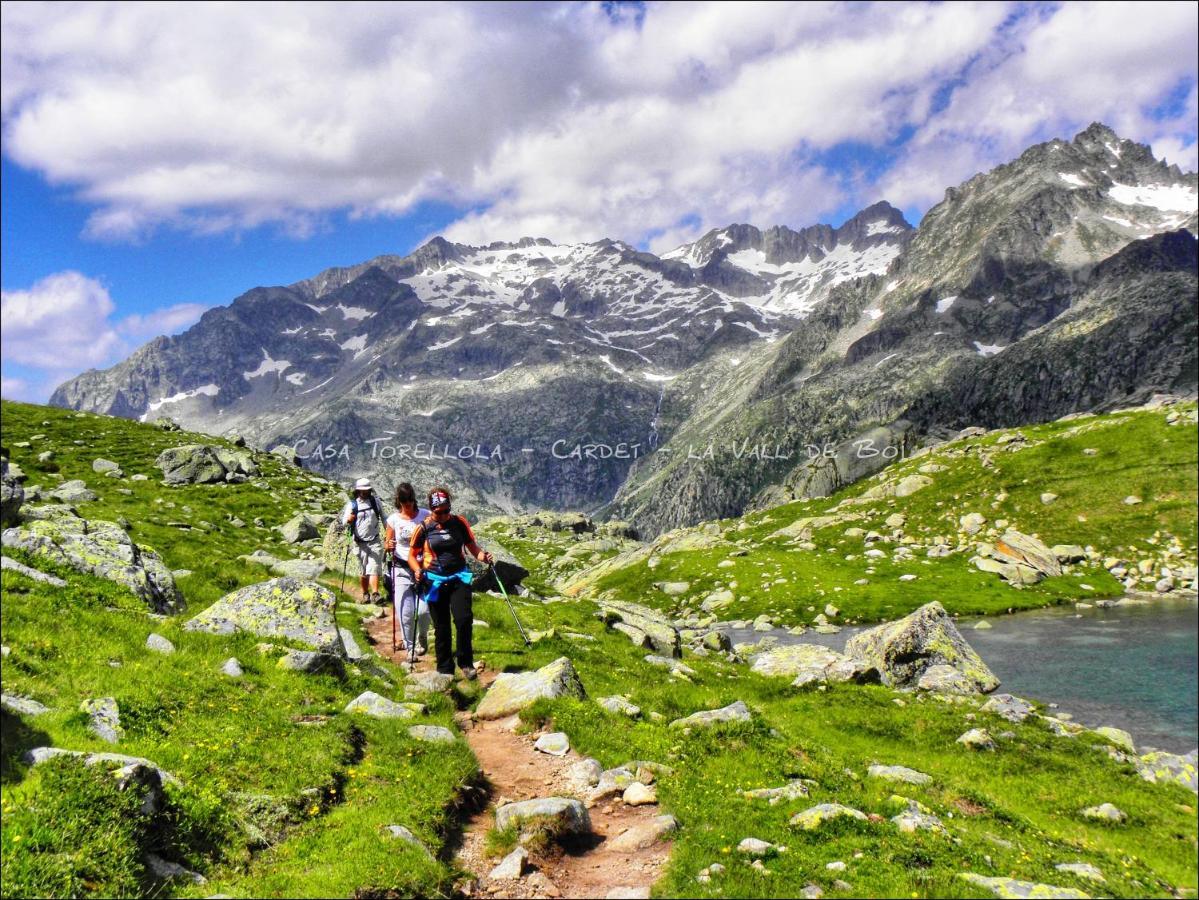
[
  {"xmin": 475, "ymin": 657, "xmax": 586, "ymax": 720},
  {"xmin": 597, "ymin": 600, "xmax": 681, "ymax": 657},
  {"xmin": 183, "ymin": 577, "xmax": 344, "ymax": 655},
  {"xmin": 845, "ymin": 601, "xmax": 999, "ymax": 693},
  {"xmin": 155, "ymin": 444, "xmax": 258, "ymax": 485},
  {"xmin": 669, "ymin": 700, "xmax": 752, "ymax": 730},
  {"xmin": 2, "ymin": 506, "xmax": 183, "ymax": 612},
  {"xmin": 1, "ymin": 458, "xmax": 24, "ymax": 526}
]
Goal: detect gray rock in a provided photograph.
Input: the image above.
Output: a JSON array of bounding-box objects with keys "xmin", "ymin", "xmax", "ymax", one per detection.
[
  {"xmin": 623, "ymin": 782, "xmax": 658, "ymax": 806},
  {"xmin": 221, "ymin": 657, "xmax": 244, "ymax": 677},
  {"xmin": 981, "ymin": 694, "xmax": 1036, "ymax": 723},
  {"xmin": 916, "ymin": 664, "xmax": 978, "ymax": 695},
  {"xmin": 271, "ymin": 557, "xmax": 327, "ymax": 580},
  {"xmin": 845, "ymin": 601, "xmax": 998, "ymax": 693},
  {"xmin": 1080, "ymin": 802, "xmax": 1125, "ymax": 823},
  {"xmin": 1135, "ymin": 749, "xmax": 1198, "ymax": 792},
  {"xmin": 280, "ymin": 514, "xmax": 321, "ymax": 544},
  {"xmin": 991, "ymin": 531, "xmax": 1063, "ymax": 577},
  {"xmin": 475, "ymin": 657, "xmax": 586, "ymax": 720},
  {"xmin": 790, "ymin": 803, "xmax": 868, "ymax": 830},
  {"xmin": 1, "ymin": 555, "xmax": 67, "ymax": 586},
  {"xmin": 494, "ymin": 797, "xmax": 591, "ymax": 836},
  {"xmin": 894, "ymin": 474, "xmax": 933, "ymax": 497},
  {"xmin": 81, "ymin": 697, "xmax": 124, "ymax": 743},
  {"xmin": 598, "ymin": 600, "xmax": 681, "ymax": 656},
  {"xmin": 960, "ymin": 512, "xmax": 987, "ymax": 534},
  {"xmin": 1, "ymin": 458, "xmax": 24, "ymax": 527},
  {"xmin": 277, "ymin": 650, "xmax": 345, "ymax": 677},
  {"xmin": 736, "ymin": 837, "xmax": 778, "ymax": 857},
  {"xmin": 155, "ymin": 445, "xmax": 228, "ymax": 485},
  {"xmin": 184, "ymin": 577, "xmax": 343, "ymax": 655},
  {"xmin": 958, "ymin": 874, "xmax": 1089, "ymax": 899},
  {"xmin": 408, "ymin": 725, "xmax": 456, "ymax": 744},
  {"xmin": 2, "ymin": 510, "xmax": 182, "ymax": 613},
  {"xmin": 644, "ymin": 654, "xmax": 696, "ymax": 678},
  {"xmin": 384, "ymin": 824, "xmax": 432, "ymax": 856},
  {"xmin": 1054, "ymin": 863, "xmax": 1105, "ymax": 883},
  {"xmin": 24, "ymin": 747, "xmax": 180, "ymax": 785},
  {"xmin": 338, "ymin": 627, "xmax": 368, "ymax": 661},
  {"xmin": 92, "ymin": 458, "xmax": 123, "ymax": 476},
  {"xmin": 599, "ymin": 695, "xmax": 642, "ymax": 718},
  {"xmin": 145, "ymin": 633, "xmax": 175, "ymax": 654},
  {"xmin": 1092, "ymin": 726, "xmax": 1135, "ymax": 754},
  {"xmin": 534, "ymin": 732, "xmax": 570, "ymax": 756},
  {"xmin": 1, "ymin": 693, "xmax": 49, "ymax": 716},
  {"xmin": 405, "ymin": 671, "xmax": 455, "ymax": 695},
  {"xmin": 489, "ymin": 846, "xmax": 528, "ymax": 880},
  {"xmin": 741, "ymin": 781, "xmax": 808, "ymax": 804},
  {"xmin": 1052, "ymin": 545, "xmax": 1087, "ymax": 563},
  {"xmin": 144, "ymin": 852, "xmax": 207, "ymax": 885},
  {"xmin": 50, "ymin": 480, "xmax": 98, "ymax": 503},
  {"xmin": 957, "ymin": 728, "xmax": 997, "ymax": 751},
  {"xmin": 608, "ymin": 814, "xmax": 679, "ymax": 852},
  {"xmin": 867, "ymin": 764, "xmax": 931, "ymax": 785},
  {"xmin": 345, "ymin": 691, "xmax": 415, "ymax": 719},
  {"xmin": 669, "ymin": 700, "xmax": 751, "ymax": 730}
]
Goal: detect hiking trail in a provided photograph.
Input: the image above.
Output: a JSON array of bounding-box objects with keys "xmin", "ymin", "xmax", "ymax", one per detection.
[{"xmin": 365, "ymin": 608, "xmax": 673, "ymax": 899}]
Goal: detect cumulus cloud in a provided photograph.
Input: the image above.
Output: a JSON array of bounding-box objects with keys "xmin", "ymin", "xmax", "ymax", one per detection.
[
  {"xmin": 0, "ymin": 271, "xmax": 206, "ymax": 400},
  {"xmin": 1, "ymin": 1, "xmax": 1195, "ymax": 251}
]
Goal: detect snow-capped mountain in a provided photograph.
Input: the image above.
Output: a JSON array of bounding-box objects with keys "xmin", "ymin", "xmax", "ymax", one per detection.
[{"xmin": 52, "ymin": 124, "xmax": 1197, "ymax": 531}]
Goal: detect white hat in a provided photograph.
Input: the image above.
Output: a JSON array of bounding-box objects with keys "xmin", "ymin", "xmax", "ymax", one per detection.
[{"xmin": 354, "ymin": 477, "xmax": 372, "ymax": 490}]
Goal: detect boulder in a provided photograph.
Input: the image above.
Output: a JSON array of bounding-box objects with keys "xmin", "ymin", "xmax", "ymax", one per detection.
[
  {"xmin": 345, "ymin": 691, "xmax": 415, "ymax": 719},
  {"xmin": 184, "ymin": 578, "xmax": 343, "ymax": 655},
  {"xmin": 50, "ymin": 480, "xmax": 98, "ymax": 503},
  {"xmin": 408, "ymin": 725, "xmax": 456, "ymax": 744},
  {"xmin": 1054, "ymin": 863, "xmax": 1104, "ymax": 884},
  {"xmin": 1093, "ymin": 726, "xmax": 1135, "ymax": 754},
  {"xmin": 24, "ymin": 747, "xmax": 180, "ymax": 786},
  {"xmin": 669, "ymin": 700, "xmax": 751, "ymax": 730},
  {"xmin": 736, "ymin": 837, "xmax": 778, "ymax": 857},
  {"xmin": 81, "ymin": 697, "xmax": 124, "ymax": 743},
  {"xmin": 742, "ymin": 781, "xmax": 809, "ymax": 804},
  {"xmin": 916, "ymin": 664, "xmax": 978, "ymax": 695},
  {"xmin": 534, "ymin": 732, "xmax": 570, "ymax": 756},
  {"xmin": 598, "ymin": 600, "xmax": 681, "ymax": 657},
  {"xmin": 599, "ymin": 696, "xmax": 642, "ymax": 718},
  {"xmin": 981, "ymin": 694, "xmax": 1036, "ymax": 723},
  {"xmin": 271, "ymin": 558, "xmax": 327, "ymax": 580},
  {"xmin": 894, "ymin": 474, "xmax": 933, "ymax": 497},
  {"xmin": 608, "ymin": 814, "xmax": 679, "ymax": 852},
  {"xmin": 1, "ymin": 458, "xmax": 24, "ymax": 526},
  {"xmin": 145, "ymin": 633, "xmax": 175, "ymax": 655},
  {"xmin": 475, "ymin": 657, "xmax": 586, "ymax": 720},
  {"xmin": 494, "ymin": 797, "xmax": 591, "ymax": 836},
  {"xmin": 992, "ymin": 531, "xmax": 1062, "ymax": 577},
  {"xmin": 155, "ymin": 445, "xmax": 228, "ymax": 485},
  {"xmin": 1, "ymin": 693, "xmax": 49, "ymax": 716},
  {"xmin": 405, "ymin": 671, "xmax": 455, "ymax": 695},
  {"xmin": 956, "ymin": 875, "xmax": 1089, "ymax": 899},
  {"xmin": 867, "ymin": 765, "xmax": 931, "ymax": 785},
  {"xmin": 957, "ymin": 728, "xmax": 996, "ymax": 751},
  {"xmin": 2, "ymin": 510, "xmax": 183, "ymax": 613},
  {"xmin": 92, "ymin": 458, "xmax": 123, "ymax": 476},
  {"xmin": 1134, "ymin": 749, "xmax": 1197, "ymax": 792},
  {"xmin": 789, "ymin": 803, "xmax": 868, "ymax": 830},
  {"xmin": 845, "ymin": 601, "xmax": 998, "ymax": 693}
]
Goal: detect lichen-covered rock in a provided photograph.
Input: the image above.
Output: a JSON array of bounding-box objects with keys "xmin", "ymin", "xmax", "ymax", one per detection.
[
  {"xmin": 1, "ymin": 555, "xmax": 66, "ymax": 586},
  {"xmin": 408, "ymin": 725, "xmax": 456, "ymax": 744},
  {"xmin": 276, "ymin": 649, "xmax": 345, "ymax": 676},
  {"xmin": 405, "ymin": 671, "xmax": 455, "ymax": 695},
  {"xmin": 475, "ymin": 657, "xmax": 586, "ymax": 720},
  {"xmin": 1092, "ymin": 726, "xmax": 1135, "ymax": 754},
  {"xmin": 644, "ymin": 654, "xmax": 696, "ymax": 678},
  {"xmin": 669, "ymin": 700, "xmax": 751, "ymax": 730},
  {"xmin": 155, "ymin": 444, "xmax": 228, "ymax": 484},
  {"xmin": 2, "ymin": 693, "xmax": 49, "ymax": 716},
  {"xmin": 599, "ymin": 696, "xmax": 642, "ymax": 718},
  {"xmin": 344, "ymin": 691, "xmax": 415, "ymax": 719},
  {"xmin": 916, "ymin": 664, "xmax": 978, "ymax": 695},
  {"xmin": 789, "ymin": 803, "xmax": 868, "ymax": 830},
  {"xmin": 958, "ymin": 874, "xmax": 1089, "ymax": 899},
  {"xmin": 2, "ymin": 510, "xmax": 183, "ymax": 613},
  {"xmin": 992, "ymin": 531, "xmax": 1063, "ymax": 577},
  {"xmin": 981, "ymin": 694, "xmax": 1036, "ymax": 723},
  {"xmin": 534, "ymin": 732, "xmax": 570, "ymax": 756},
  {"xmin": 845, "ymin": 601, "xmax": 999, "ymax": 693},
  {"xmin": 957, "ymin": 728, "xmax": 997, "ymax": 751},
  {"xmin": 92, "ymin": 458, "xmax": 123, "ymax": 476},
  {"xmin": 598, "ymin": 600, "xmax": 681, "ymax": 657},
  {"xmin": 894, "ymin": 474, "xmax": 933, "ymax": 497},
  {"xmin": 184, "ymin": 577, "xmax": 343, "ymax": 655},
  {"xmin": 868, "ymin": 765, "xmax": 931, "ymax": 785},
  {"xmin": 1134, "ymin": 749, "xmax": 1197, "ymax": 792},
  {"xmin": 24, "ymin": 747, "xmax": 180, "ymax": 785},
  {"xmin": 494, "ymin": 797, "xmax": 591, "ymax": 836},
  {"xmin": 751, "ymin": 644, "xmax": 842, "ymax": 678},
  {"xmin": 50, "ymin": 480, "xmax": 98, "ymax": 503},
  {"xmin": 81, "ymin": 697, "xmax": 124, "ymax": 743},
  {"xmin": 1054, "ymin": 863, "xmax": 1105, "ymax": 883},
  {"xmin": 742, "ymin": 781, "xmax": 809, "ymax": 804},
  {"xmin": 271, "ymin": 557, "xmax": 326, "ymax": 580}
]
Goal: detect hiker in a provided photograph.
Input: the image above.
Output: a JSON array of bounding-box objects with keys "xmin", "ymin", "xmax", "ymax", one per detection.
[
  {"xmin": 408, "ymin": 486, "xmax": 493, "ymax": 679},
  {"xmin": 384, "ymin": 482, "xmax": 430, "ymax": 655},
  {"xmin": 341, "ymin": 477, "xmax": 384, "ymax": 604}
]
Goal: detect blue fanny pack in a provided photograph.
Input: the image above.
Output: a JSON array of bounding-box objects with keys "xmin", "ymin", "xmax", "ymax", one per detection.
[{"xmin": 423, "ymin": 569, "xmax": 473, "ymax": 604}]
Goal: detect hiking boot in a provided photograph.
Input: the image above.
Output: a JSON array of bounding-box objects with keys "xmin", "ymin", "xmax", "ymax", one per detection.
[{"xmin": 460, "ymin": 666, "xmax": 478, "ymax": 681}]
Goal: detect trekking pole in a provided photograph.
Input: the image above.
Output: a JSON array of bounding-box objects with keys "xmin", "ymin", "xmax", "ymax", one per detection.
[
  {"xmin": 409, "ymin": 580, "xmax": 421, "ymax": 666},
  {"xmin": 389, "ymin": 556, "xmax": 397, "ymax": 653},
  {"xmin": 338, "ymin": 526, "xmax": 353, "ymax": 595},
  {"xmin": 490, "ymin": 563, "xmax": 531, "ymax": 647}
]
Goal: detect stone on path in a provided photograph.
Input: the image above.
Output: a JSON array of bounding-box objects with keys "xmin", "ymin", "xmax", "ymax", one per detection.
[
  {"xmin": 608, "ymin": 814, "xmax": 679, "ymax": 852},
  {"xmin": 405, "ymin": 671, "xmax": 454, "ymax": 695},
  {"xmin": 494, "ymin": 797, "xmax": 591, "ymax": 836},
  {"xmin": 534, "ymin": 732, "xmax": 570, "ymax": 756},
  {"xmin": 489, "ymin": 846, "xmax": 528, "ymax": 880},
  {"xmin": 475, "ymin": 657, "xmax": 586, "ymax": 720},
  {"xmin": 623, "ymin": 782, "xmax": 658, "ymax": 806}
]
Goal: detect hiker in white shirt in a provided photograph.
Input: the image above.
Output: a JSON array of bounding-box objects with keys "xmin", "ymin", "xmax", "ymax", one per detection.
[
  {"xmin": 384, "ymin": 481, "xmax": 431, "ymax": 654},
  {"xmin": 341, "ymin": 477, "xmax": 385, "ymax": 604}
]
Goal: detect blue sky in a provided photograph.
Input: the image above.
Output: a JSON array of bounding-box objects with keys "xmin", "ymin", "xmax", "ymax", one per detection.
[{"xmin": 2, "ymin": 1, "xmax": 1196, "ymax": 402}]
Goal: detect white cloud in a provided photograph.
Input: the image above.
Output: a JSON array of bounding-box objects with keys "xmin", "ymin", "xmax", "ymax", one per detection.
[
  {"xmin": 1, "ymin": 2, "xmax": 1195, "ymax": 249},
  {"xmin": 0, "ymin": 271, "xmax": 206, "ymax": 400}
]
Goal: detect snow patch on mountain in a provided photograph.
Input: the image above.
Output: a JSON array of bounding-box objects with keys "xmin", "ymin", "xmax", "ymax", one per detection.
[
  {"xmin": 1108, "ymin": 182, "xmax": 1197, "ymax": 213},
  {"xmin": 140, "ymin": 384, "xmax": 220, "ymax": 420},
  {"xmin": 244, "ymin": 351, "xmax": 291, "ymax": 379}
]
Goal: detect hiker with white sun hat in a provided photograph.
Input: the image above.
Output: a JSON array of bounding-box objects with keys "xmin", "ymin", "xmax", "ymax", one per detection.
[{"xmin": 341, "ymin": 477, "xmax": 385, "ymax": 604}]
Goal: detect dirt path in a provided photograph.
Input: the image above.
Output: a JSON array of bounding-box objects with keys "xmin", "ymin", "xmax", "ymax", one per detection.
[{"xmin": 364, "ymin": 608, "xmax": 672, "ymax": 899}]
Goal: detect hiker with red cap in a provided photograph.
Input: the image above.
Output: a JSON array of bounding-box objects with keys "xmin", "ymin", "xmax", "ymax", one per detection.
[
  {"xmin": 407, "ymin": 485, "xmax": 493, "ymax": 679},
  {"xmin": 342, "ymin": 477, "xmax": 385, "ymax": 604}
]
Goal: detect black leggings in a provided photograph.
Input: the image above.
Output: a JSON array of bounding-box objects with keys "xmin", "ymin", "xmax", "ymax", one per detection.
[{"xmin": 429, "ymin": 579, "xmax": 473, "ymax": 674}]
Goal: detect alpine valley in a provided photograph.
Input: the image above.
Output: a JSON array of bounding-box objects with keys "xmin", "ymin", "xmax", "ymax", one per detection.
[{"xmin": 51, "ymin": 124, "xmax": 1199, "ymax": 533}]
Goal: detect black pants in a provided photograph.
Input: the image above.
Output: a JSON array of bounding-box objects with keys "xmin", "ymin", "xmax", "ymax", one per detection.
[{"xmin": 429, "ymin": 578, "xmax": 473, "ymax": 674}]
